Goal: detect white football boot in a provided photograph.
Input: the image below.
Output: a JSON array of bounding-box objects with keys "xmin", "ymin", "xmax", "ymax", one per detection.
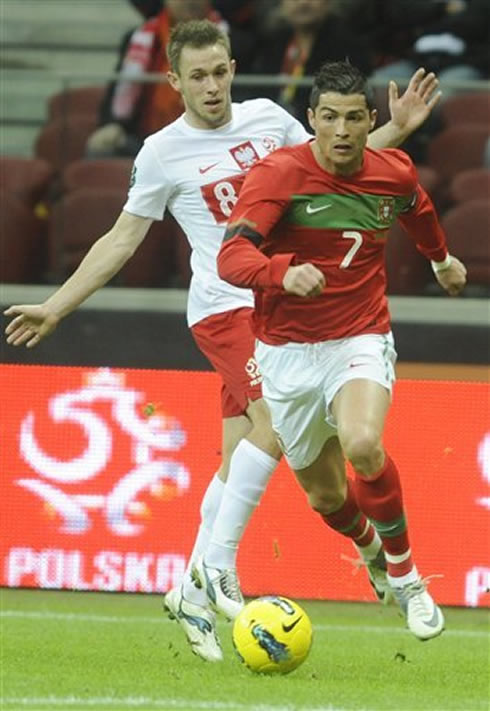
[
  {"xmin": 163, "ymin": 586, "xmax": 223, "ymax": 661},
  {"xmin": 365, "ymin": 549, "xmax": 393, "ymax": 605},
  {"xmin": 193, "ymin": 555, "xmax": 244, "ymax": 620},
  {"xmin": 392, "ymin": 577, "xmax": 445, "ymax": 640},
  {"xmin": 343, "ymin": 548, "xmax": 393, "ymax": 605}
]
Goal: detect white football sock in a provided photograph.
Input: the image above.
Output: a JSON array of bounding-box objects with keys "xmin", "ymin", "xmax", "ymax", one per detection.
[
  {"xmin": 387, "ymin": 560, "xmax": 420, "ymax": 588},
  {"xmin": 354, "ymin": 526, "xmax": 383, "ymax": 562},
  {"xmin": 182, "ymin": 473, "xmax": 224, "ymax": 605},
  {"xmin": 204, "ymin": 439, "xmax": 279, "ymax": 570}
]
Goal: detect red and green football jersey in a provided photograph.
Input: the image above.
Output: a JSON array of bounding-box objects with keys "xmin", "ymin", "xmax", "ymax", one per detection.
[{"xmin": 218, "ymin": 142, "xmax": 447, "ymax": 344}]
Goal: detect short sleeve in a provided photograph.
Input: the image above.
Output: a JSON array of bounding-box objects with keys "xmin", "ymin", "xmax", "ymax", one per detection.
[{"xmin": 123, "ymin": 139, "xmax": 172, "ymax": 220}]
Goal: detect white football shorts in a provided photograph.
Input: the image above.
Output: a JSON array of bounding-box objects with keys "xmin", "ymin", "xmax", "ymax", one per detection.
[{"xmin": 255, "ymin": 332, "xmax": 397, "ymax": 471}]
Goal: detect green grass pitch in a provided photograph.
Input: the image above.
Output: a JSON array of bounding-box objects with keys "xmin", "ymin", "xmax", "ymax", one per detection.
[{"xmin": 1, "ymin": 587, "xmax": 488, "ymax": 711}]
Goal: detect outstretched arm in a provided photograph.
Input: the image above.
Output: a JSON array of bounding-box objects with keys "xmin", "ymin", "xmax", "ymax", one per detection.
[
  {"xmin": 4, "ymin": 211, "xmax": 152, "ymax": 348},
  {"xmin": 367, "ymin": 68, "xmax": 442, "ymax": 149}
]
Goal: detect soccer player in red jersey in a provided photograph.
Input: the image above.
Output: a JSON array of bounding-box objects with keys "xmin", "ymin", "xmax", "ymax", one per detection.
[
  {"xmin": 218, "ymin": 60, "xmax": 467, "ymax": 640},
  {"xmin": 4, "ymin": 19, "xmax": 445, "ymax": 658}
]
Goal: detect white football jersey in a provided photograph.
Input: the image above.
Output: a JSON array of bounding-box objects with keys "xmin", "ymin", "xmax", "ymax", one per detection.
[{"xmin": 123, "ymin": 98, "xmax": 310, "ymax": 327}]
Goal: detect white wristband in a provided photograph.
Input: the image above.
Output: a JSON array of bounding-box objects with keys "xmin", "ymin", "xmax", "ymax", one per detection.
[{"xmin": 431, "ymin": 254, "xmax": 452, "ymax": 273}]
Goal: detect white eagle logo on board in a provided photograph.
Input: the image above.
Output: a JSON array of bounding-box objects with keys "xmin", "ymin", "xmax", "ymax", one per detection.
[
  {"xmin": 230, "ymin": 141, "xmax": 260, "ymax": 170},
  {"xmin": 16, "ymin": 368, "xmax": 190, "ymax": 537}
]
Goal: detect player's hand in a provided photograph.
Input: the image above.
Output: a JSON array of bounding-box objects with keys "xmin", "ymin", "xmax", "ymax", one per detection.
[
  {"xmin": 388, "ymin": 68, "xmax": 442, "ymax": 136},
  {"xmin": 434, "ymin": 256, "xmax": 467, "ymax": 296},
  {"xmin": 4, "ymin": 304, "xmax": 60, "ymax": 347},
  {"xmin": 282, "ymin": 264, "xmax": 326, "ymax": 298},
  {"xmin": 86, "ymin": 123, "xmax": 127, "ymax": 152}
]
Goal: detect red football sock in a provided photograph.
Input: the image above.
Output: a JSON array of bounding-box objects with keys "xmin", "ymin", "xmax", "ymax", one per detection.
[
  {"xmin": 321, "ymin": 479, "xmax": 377, "ymax": 548},
  {"xmin": 353, "ymin": 454, "xmax": 414, "ymax": 578}
]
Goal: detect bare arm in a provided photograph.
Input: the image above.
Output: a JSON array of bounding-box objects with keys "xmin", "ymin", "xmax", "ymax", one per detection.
[
  {"xmin": 4, "ymin": 210, "xmax": 152, "ymax": 347},
  {"xmin": 43, "ymin": 211, "xmax": 152, "ymax": 317},
  {"xmin": 367, "ymin": 68, "xmax": 442, "ymax": 149}
]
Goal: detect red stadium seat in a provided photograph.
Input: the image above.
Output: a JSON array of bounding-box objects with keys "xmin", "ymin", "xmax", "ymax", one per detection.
[
  {"xmin": 122, "ymin": 216, "xmax": 178, "ymax": 288},
  {"xmin": 166, "ymin": 214, "xmax": 191, "ymax": 288},
  {"xmin": 62, "ymin": 158, "xmax": 133, "ymax": 193},
  {"xmin": 385, "ymin": 221, "xmax": 431, "ymax": 295},
  {"xmin": 427, "ymin": 124, "xmax": 489, "ymax": 184},
  {"xmin": 415, "ymin": 164, "xmax": 440, "ymax": 197},
  {"xmin": 0, "ymin": 191, "xmax": 47, "ymax": 283},
  {"xmin": 441, "ymin": 92, "xmax": 490, "ymax": 127},
  {"xmin": 0, "ymin": 157, "xmax": 55, "ymax": 207},
  {"xmin": 47, "ymin": 188, "xmax": 177, "ymax": 286},
  {"xmin": 442, "ymin": 199, "xmax": 490, "ymax": 287},
  {"xmin": 35, "ymin": 116, "xmax": 98, "ymax": 172},
  {"xmin": 449, "ymin": 168, "xmax": 490, "ymax": 204},
  {"xmin": 47, "ymin": 188, "xmax": 126, "ymax": 276},
  {"xmin": 48, "ymin": 86, "xmax": 105, "ymax": 121}
]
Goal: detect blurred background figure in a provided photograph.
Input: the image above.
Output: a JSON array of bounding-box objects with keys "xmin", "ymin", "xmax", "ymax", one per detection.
[
  {"xmin": 370, "ymin": 0, "xmax": 489, "ymax": 89},
  {"xmin": 213, "ymin": 0, "xmax": 255, "ymax": 30},
  {"xmin": 363, "ymin": 0, "xmax": 490, "ymax": 162},
  {"xmin": 249, "ymin": 0, "xmax": 372, "ymax": 128},
  {"xmin": 85, "ymin": 0, "xmax": 229, "ymax": 158}
]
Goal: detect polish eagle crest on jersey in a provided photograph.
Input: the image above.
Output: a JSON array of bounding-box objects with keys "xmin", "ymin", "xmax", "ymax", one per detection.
[
  {"xmin": 230, "ymin": 141, "xmax": 260, "ymax": 170},
  {"xmin": 378, "ymin": 197, "xmax": 395, "ymax": 224}
]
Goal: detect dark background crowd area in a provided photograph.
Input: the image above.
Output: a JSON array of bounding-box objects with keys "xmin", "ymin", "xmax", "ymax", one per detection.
[{"xmin": 1, "ymin": 0, "xmax": 489, "ymax": 296}]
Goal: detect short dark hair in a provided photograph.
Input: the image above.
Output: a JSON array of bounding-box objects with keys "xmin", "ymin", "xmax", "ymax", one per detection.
[
  {"xmin": 167, "ymin": 19, "xmax": 231, "ymax": 74},
  {"xmin": 309, "ymin": 60, "xmax": 375, "ymax": 111}
]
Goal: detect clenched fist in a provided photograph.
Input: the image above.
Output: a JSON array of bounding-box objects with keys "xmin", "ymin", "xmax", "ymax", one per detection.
[{"xmin": 282, "ymin": 263, "xmax": 326, "ymax": 298}]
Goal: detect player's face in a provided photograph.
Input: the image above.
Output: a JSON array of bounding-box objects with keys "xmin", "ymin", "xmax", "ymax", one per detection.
[
  {"xmin": 167, "ymin": 43, "xmax": 235, "ymax": 130},
  {"xmin": 307, "ymin": 92, "xmax": 377, "ymax": 175}
]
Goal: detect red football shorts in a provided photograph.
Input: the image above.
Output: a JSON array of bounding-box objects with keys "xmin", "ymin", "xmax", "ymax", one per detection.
[{"xmin": 191, "ymin": 307, "xmax": 263, "ymax": 418}]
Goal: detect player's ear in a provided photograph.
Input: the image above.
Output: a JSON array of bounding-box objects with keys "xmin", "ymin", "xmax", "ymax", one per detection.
[
  {"xmin": 369, "ymin": 109, "xmax": 377, "ymax": 130},
  {"xmin": 307, "ymin": 107, "xmax": 316, "ymax": 132},
  {"xmin": 167, "ymin": 71, "xmax": 180, "ymax": 92},
  {"xmin": 230, "ymin": 58, "xmax": 236, "ymax": 78}
]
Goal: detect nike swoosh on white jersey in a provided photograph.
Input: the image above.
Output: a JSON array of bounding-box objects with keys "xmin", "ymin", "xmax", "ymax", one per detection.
[
  {"xmin": 199, "ymin": 162, "xmax": 219, "ymax": 174},
  {"xmin": 199, "ymin": 161, "xmax": 219, "ymax": 175},
  {"xmin": 305, "ymin": 203, "xmax": 332, "ymax": 214}
]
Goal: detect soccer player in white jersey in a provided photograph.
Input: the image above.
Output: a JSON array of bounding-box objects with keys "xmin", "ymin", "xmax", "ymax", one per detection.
[{"xmin": 5, "ymin": 20, "xmax": 442, "ymax": 662}]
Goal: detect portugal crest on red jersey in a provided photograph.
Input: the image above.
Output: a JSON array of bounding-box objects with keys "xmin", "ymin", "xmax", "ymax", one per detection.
[{"xmin": 378, "ymin": 197, "xmax": 395, "ymax": 224}]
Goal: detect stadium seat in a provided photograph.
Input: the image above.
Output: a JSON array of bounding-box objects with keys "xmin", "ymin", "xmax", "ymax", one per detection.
[
  {"xmin": 427, "ymin": 124, "xmax": 489, "ymax": 184},
  {"xmin": 385, "ymin": 221, "xmax": 431, "ymax": 295},
  {"xmin": 449, "ymin": 168, "xmax": 490, "ymax": 204},
  {"xmin": 47, "ymin": 188, "xmax": 177, "ymax": 286},
  {"xmin": 415, "ymin": 164, "xmax": 440, "ymax": 197},
  {"xmin": 124, "ymin": 212, "xmax": 190, "ymax": 289},
  {"xmin": 34, "ymin": 115, "xmax": 98, "ymax": 172},
  {"xmin": 62, "ymin": 158, "xmax": 133, "ymax": 193},
  {"xmin": 47, "ymin": 188, "xmax": 126, "ymax": 276},
  {"xmin": 167, "ymin": 214, "xmax": 191, "ymax": 288},
  {"xmin": 0, "ymin": 156, "xmax": 55, "ymax": 207},
  {"xmin": 48, "ymin": 86, "xmax": 105, "ymax": 121},
  {"xmin": 122, "ymin": 215, "xmax": 178, "ymax": 288},
  {"xmin": 441, "ymin": 199, "xmax": 490, "ymax": 288},
  {"xmin": 0, "ymin": 191, "xmax": 47, "ymax": 283},
  {"xmin": 441, "ymin": 92, "xmax": 490, "ymax": 127}
]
